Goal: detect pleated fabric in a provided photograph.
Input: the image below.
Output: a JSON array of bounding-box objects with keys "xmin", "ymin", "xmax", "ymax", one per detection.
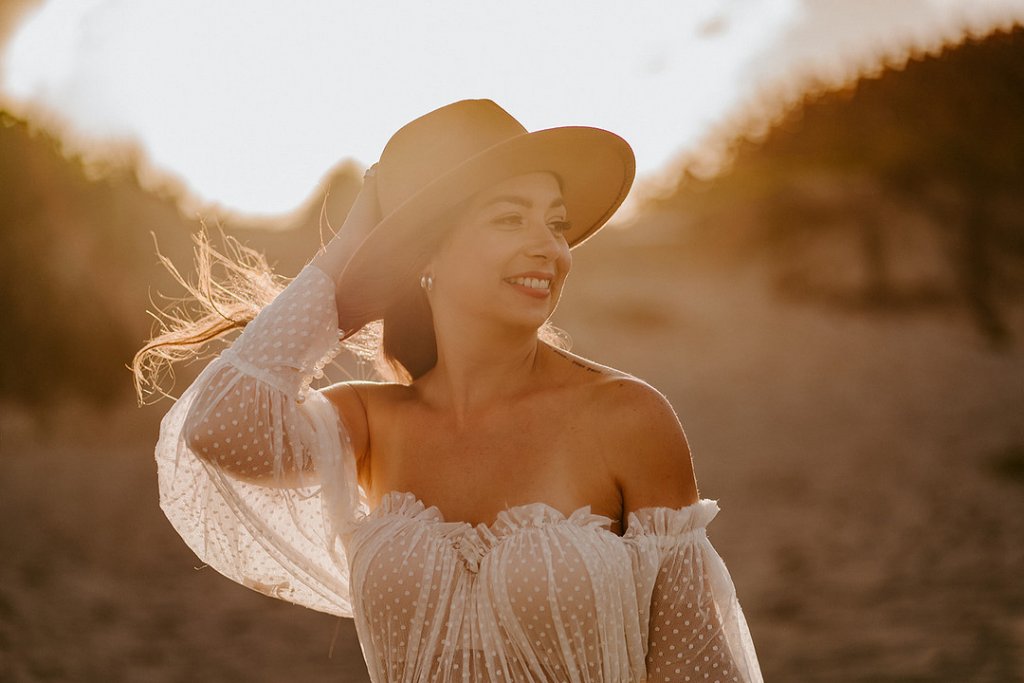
[{"xmin": 348, "ymin": 492, "xmax": 761, "ymax": 683}]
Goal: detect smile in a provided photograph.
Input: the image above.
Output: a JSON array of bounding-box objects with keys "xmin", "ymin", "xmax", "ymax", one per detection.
[{"xmin": 505, "ymin": 276, "xmax": 552, "ymax": 291}]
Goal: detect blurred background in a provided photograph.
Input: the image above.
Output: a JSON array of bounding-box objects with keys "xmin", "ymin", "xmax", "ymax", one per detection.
[{"xmin": 2, "ymin": 1, "xmax": 1023, "ymax": 681}]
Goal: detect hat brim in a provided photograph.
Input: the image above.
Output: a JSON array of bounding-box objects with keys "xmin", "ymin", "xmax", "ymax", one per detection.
[{"xmin": 338, "ymin": 126, "xmax": 635, "ymax": 321}]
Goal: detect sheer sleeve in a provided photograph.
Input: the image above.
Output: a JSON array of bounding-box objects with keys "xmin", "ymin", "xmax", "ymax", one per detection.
[
  {"xmin": 624, "ymin": 500, "xmax": 762, "ymax": 683},
  {"xmin": 155, "ymin": 263, "xmax": 367, "ymax": 618}
]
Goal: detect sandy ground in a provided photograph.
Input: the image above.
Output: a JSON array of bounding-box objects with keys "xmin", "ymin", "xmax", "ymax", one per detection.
[{"xmin": 2, "ymin": 236, "xmax": 1023, "ymax": 682}]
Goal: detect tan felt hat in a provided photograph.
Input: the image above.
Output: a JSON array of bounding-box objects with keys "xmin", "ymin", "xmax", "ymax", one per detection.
[{"xmin": 337, "ymin": 99, "xmax": 635, "ymax": 321}]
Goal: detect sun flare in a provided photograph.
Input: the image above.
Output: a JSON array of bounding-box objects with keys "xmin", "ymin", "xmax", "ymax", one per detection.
[{"xmin": 2, "ymin": 0, "xmax": 1022, "ymax": 217}]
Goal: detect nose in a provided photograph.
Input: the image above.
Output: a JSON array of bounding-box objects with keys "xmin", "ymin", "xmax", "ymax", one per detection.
[{"xmin": 525, "ymin": 220, "xmax": 563, "ymax": 261}]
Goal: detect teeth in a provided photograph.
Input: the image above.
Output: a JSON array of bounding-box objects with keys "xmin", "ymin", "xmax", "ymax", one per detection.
[{"xmin": 508, "ymin": 277, "xmax": 551, "ymax": 290}]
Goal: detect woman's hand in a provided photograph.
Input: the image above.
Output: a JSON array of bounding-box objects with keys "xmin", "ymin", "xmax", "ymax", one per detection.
[{"xmin": 310, "ymin": 164, "xmax": 381, "ymax": 282}]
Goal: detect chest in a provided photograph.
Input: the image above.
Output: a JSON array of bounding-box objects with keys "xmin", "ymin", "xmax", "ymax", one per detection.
[
  {"xmin": 361, "ymin": 394, "xmax": 623, "ymax": 530},
  {"xmin": 347, "ymin": 496, "xmax": 640, "ymax": 675}
]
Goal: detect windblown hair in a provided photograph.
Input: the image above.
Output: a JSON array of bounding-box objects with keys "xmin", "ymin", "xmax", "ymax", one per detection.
[
  {"xmin": 130, "ymin": 226, "xmax": 426, "ymax": 401},
  {"xmin": 132, "ymin": 219, "xmax": 569, "ymax": 403},
  {"xmin": 132, "ymin": 229, "xmax": 291, "ymax": 402}
]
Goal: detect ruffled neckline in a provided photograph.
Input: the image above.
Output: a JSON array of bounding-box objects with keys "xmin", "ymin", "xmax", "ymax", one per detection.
[
  {"xmin": 373, "ymin": 490, "xmax": 614, "ymax": 538},
  {"xmin": 371, "ymin": 491, "xmax": 616, "ymax": 573},
  {"xmin": 623, "ymin": 499, "xmax": 719, "ymax": 538},
  {"xmin": 370, "ymin": 490, "xmax": 719, "ymax": 539},
  {"xmin": 366, "ymin": 491, "xmax": 720, "ymax": 574}
]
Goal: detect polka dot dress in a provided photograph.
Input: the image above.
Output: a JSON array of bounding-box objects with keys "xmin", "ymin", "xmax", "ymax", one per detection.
[
  {"xmin": 156, "ymin": 263, "xmax": 763, "ymax": 682},
  {"xmin": 347, "ymin": 493, "xmax": 761, "ymax": 682}
]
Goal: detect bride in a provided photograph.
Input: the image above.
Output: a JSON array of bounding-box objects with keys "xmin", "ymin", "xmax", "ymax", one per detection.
[{"xmin": 135, "ymin": 99, "xmax": 762, "ymax": 682}]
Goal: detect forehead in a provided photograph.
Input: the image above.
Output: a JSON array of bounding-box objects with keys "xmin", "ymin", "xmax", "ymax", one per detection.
[{"xmin": 470, "ymin": 172, "xmax": 564, "ymax": 210}]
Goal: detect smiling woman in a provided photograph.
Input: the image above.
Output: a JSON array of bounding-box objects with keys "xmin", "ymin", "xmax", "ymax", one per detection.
[
  {"xmin": 133, "ymin": 99, "xmax": 763, "ymax": 682},
  {"xmin": 428, "ymin": 173, "xmax": 572, "ymax": 331}
]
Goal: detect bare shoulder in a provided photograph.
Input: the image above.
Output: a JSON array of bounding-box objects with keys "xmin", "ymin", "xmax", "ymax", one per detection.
[
  {"xmin": 323, "ymin": 379, "xmax": 410, "ymax": 412},
  {"xmin": 545, "ymin": 344, "xmax": 631, "ymax": 381},
  {"xmin": 550, "ymin": 348, "xmax": 699, "ymax": 513},
  {"xmin": 546, "ymin": 345, "xmax": 677, "ymax": 417},
  {"xmin": 322, "ymin": 380, "xmax": 411, "ymax": 463}
]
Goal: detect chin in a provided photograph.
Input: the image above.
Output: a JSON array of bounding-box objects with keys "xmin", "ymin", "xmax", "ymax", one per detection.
[
  {"xmin": 478, "ymin": 285, "xmax": 563, "ymax": 331},
  {"xmin": 507, "ymin": 304, "xmax": 560, "ymax": 333}
]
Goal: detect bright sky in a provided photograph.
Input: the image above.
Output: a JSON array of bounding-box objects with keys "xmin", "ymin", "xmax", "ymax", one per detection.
[{"xmin": 2, "ymin": 0, "xmax": 1023, "ymax": 217}]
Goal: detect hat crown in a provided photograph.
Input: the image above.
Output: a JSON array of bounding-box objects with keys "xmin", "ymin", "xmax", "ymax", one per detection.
[{"xmin": 376, "ymin": 100, "xmax": 528, "ymax": 214}]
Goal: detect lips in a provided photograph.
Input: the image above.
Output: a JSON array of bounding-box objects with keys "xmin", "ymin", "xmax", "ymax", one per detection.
[
  {"xmin": 504, "ymin": 272, "xmax": 555, "ymax": 298},
  {"xmin": 505, "ymin": 276, "xmax": 551, "ymax": 291}
]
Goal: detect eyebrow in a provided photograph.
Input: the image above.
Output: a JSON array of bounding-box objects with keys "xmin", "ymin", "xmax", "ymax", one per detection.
[{"xmin": 482, "ymin": 195, "xmax": 566, "ymax": 210}]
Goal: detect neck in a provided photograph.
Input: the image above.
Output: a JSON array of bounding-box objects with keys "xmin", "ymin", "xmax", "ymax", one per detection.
[{"xmin": 422, "ymin": 313, "xmax": 546, "ymax": 422}]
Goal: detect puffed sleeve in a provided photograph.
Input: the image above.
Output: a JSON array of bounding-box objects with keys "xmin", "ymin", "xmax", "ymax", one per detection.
[
  {"xmin": 624, "ymin": 500, "xmax": 762, "ymax": 683},
  {"xmin": 155, "ymin": 263, "xmax": 368, "ymax": 618}
]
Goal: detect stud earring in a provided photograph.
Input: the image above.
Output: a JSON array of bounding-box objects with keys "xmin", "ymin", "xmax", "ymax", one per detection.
[{"xmin": 419, "ymin": 273, "xmax": 434, "ymax": 292}]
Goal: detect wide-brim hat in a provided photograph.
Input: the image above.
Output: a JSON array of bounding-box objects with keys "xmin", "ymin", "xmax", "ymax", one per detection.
[{"xmin": 337, "ymin": 99, "xmax": 635, "ymax": 323}]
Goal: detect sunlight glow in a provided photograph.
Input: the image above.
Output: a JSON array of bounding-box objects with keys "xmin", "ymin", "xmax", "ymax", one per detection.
[
  {"xmin": 0, "ymin": 1, "xmax": 796, "ymax": 215},
  {"xmin": 3, "ymin": 0, "xmax": 1023, "ymax": 217}
]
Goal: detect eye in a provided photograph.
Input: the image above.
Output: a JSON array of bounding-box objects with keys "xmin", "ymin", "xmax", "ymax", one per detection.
[
  {"xmin": 494, "ymin": 213, "xmax": 524, "ymax": 228},
  {"xmin": 548, "ymin": 220, "xmax": 572, "ymax": 235}
]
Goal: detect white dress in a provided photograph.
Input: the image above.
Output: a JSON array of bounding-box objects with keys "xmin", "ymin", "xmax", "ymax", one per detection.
[{"xmin": 155, "ymin": 263, "xmax": 763, "ymax": 682}]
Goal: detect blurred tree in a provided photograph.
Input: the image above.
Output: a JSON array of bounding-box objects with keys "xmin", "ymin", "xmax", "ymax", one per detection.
[
  {"xmin": 0, "ymin": 112, "xmax": 139, "ymax": 408},
  {"xmin": 0, "ymin": 110, "xmax": 360, "ymax": 411},
  {"xmin": 658, "ymin": 26, "xmax": 1024, "ymax": 345}
]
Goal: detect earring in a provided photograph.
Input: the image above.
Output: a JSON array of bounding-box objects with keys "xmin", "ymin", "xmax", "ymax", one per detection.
[{"xmin": 419, "ymin": 273, "xmax": 434, "ymax": 292}]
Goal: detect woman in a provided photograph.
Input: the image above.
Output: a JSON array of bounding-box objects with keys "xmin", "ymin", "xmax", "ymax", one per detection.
[{"xmin": 135, "ymin": 99, "xmax": 762, "ymax": 682}]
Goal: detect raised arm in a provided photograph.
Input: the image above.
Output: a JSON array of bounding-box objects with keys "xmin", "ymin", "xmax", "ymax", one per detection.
[
  {"xmin": 180, "ymin": 263, "xmax": 344, "ymax": 483},
  {"xmin": 179, "ymin": 167, "xmax": 382, "ymax": 486},
  {"xmin": 148, "ymin": 168, "xmax": 382, "ymax": 617}
]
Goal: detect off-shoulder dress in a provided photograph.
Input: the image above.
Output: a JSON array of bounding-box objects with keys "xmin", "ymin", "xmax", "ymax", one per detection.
[{"xmin": 155, "ymin": 263, "xmax": 763, "ymax": 682}]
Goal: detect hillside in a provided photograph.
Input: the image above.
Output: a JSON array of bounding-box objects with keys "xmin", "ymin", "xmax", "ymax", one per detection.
[
  {"xmin": 649, "ymin": 25, "xmax": 1024, "ymax": 345},
  {"xmin": 0, "ymin": 113, "xmax": 362, "ymax": 408}
]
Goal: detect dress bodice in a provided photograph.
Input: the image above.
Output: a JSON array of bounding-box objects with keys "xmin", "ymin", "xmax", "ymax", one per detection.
[
  {"xmin": 361, "ymin": 490, "xmax": 621, "ymax": 570},
  {"xmin": 342, "ymin": 490, "xmax": 756, "ymax": 682}
]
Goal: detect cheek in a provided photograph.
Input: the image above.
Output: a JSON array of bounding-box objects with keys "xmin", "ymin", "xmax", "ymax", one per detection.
[
  {"xmin": 558, "ymin": 245, "xmax": 573, "ymax": 278},
  {"xmin": 548, "ymin": 248, "xmax": 572, "ymax": 301},
  {"xmin": 432, "ymin": 227, "xmax": 480, "ymax": 270},
  {"xmin": 432, "ymin": 235, "xmax": 501, "ymax": 290}
]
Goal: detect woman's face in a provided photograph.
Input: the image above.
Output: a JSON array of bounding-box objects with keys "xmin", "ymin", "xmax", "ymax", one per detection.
[{"xmin": 427, "ymin": 172, "xmax": 572, "ymax": 331}]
